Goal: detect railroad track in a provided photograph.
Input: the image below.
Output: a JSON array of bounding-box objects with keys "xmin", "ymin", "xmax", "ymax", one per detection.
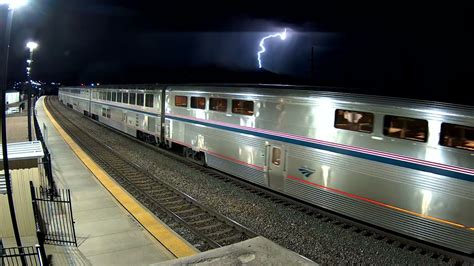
[
  {"xmin": 45, "ymin": 96, "xmax": 257, "ymax": 251},
  {"xmin": 46, "ymin": 96, "xmax": 474, "ymax": 265}
]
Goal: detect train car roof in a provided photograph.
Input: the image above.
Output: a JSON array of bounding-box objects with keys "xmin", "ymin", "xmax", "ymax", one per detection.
[{"xmin": 60, "ymin": 84, "xmax": 474, "ymax": 118}]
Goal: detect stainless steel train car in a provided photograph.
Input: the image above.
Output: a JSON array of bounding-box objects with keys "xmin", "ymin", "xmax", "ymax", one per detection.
[{"xmin": 58, "ymin": 85, "xmax": 474, "ymax": 254}]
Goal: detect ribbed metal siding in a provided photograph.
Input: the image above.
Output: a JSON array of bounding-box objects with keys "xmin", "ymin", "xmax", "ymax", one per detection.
[
  {"xmin": 183, "ymin": 123, "xmax": 265, "ymax": 149},
  {"xmin": 290, "ymin": 145, "xmax": 472, "ymax": 198},
  {"xmin": 0, "ymin": 173, "xmax": 6, "ymax": 194},
  {"xmin": 286, "ymin": 179, "xmax": 474, "ymax": 254},
  {"xmin": 207, "ymin": 154, "xmax": 265, "ymax": 186}
]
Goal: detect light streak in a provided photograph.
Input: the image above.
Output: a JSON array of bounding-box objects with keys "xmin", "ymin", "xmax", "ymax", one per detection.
[{"xmin": 257, "ymin": 28, "xmax": 288, "ymax": 68}]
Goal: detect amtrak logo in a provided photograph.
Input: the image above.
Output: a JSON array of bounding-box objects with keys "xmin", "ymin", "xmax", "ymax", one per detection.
[{"xmin": 298, "ymin": 166, "xmax": 315, "ymax": 178}]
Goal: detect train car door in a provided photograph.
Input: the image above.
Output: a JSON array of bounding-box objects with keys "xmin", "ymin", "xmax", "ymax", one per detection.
[{"xmin": 267, "ymin": 144, "xmax": 286, "ymax": 191}]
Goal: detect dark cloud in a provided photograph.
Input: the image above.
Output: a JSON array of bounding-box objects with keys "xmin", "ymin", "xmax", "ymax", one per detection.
[{"xmin": 2, "ymin": 1, "xmax": 474, "ymax": 104}]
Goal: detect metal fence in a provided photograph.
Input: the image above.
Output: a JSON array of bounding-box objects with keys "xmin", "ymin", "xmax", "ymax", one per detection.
[
  {"xmin": 30, "ymin": 182, "xmax": 77, "ymax": 247},
  {"xmin": 0, "ymin": 245, "xmax": 46, "ymax": 266},
  {"xmin": 33, "ymin": 104, "xmax": 57, "ymax": 198}
]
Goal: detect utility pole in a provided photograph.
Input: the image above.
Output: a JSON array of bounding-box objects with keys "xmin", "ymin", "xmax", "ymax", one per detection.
[{"xmin": 0, "ymin": 5, "xmax": 23, "ymax": 250}]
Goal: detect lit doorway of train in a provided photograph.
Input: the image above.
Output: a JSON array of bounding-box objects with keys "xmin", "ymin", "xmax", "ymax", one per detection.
[{"xmin": 267, "ymin": 144, "xmax": 286, "ymax": 191}]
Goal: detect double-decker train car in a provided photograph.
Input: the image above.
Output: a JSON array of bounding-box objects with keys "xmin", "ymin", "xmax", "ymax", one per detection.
[{"xmin": 58, "ymin": 85, "xmax": 474, "ymax": 254}]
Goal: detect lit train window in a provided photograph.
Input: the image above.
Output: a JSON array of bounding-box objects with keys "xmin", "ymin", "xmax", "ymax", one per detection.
[
  {"xmin": 272, "ymin": 147, "xmax": 281, "ymax": 166},
  {"xmin": 129, "ymin": 93, "xmax": 136, "ymax": 105},
  {"xmin": 145, "ymin": 94, "xmax": 154, "ymax": 108},
  {"xmin": 137, "ymin": 93, "xmax": 144, "ymax": 106},
  {"xmin": 383, "ymin": 115, "xmax": 428, "ymax": 142},
  {"xmin": 440, "ymin": 123, "xmax": 474, "ymax": 151},
  {"xmin": 175, "ymin": 96, "xmax": 187, "ymax": 107},
  {"xmin": 111, "ymin": 92, "xmax": 117, "ymax": 102},
  {"xmin": 117, "ymin": 92, "xmax": 122, "ymax": 103},
  {"xmin": 191, "ymin": 97, "xmax": 206, "ymax": 109},
  {"xmin": 210, "ymin": 98, "xmax": 227, "ymax": 112},
  {"xmin": 232, "ymin": 100, "xmax": 254, "ymax": 116},
  {"xmin": 334, "ymin": 109, "xmax": 374, "ymax": 133},
  {"xmin": 122, "ymin": 92, "xmax": 129, "ymax": 104},
  {"xmin": 106, "ymin": 91, "xmax": 111, "ymax": 101}
]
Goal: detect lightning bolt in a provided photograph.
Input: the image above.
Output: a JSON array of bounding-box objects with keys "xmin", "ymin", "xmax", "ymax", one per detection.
[{"xmin": 257, "ymin": 28, "xmax": 288, "ymax": 69}]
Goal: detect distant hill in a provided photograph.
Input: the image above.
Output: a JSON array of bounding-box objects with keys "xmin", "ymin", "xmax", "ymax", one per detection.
[
  {"xmin": 75, "ymin": 65, "xmax": 470, "ymax": 106},
  {"xmin": 89, "ymin": 65, "xmax": 301, "ymax": 85}
]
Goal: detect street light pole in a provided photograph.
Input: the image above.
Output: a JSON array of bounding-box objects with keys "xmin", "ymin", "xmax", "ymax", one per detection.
[
  {"xmin": 0, "ymin": 5, "xmax": 23, "ymax": 248},
  {"xmin": 26, "ymin": 41, "xmax": 37, "ymax": 141}
]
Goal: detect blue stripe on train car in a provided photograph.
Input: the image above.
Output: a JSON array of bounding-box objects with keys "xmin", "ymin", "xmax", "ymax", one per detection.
[{"xmin": 167, "ymin": 114, "xmax": 473, "ymax": 182}]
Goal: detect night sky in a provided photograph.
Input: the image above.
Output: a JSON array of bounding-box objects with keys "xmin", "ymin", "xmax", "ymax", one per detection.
[{"xmin": 3, "ymin": 1, "xmax": 474, "ymax": 104}]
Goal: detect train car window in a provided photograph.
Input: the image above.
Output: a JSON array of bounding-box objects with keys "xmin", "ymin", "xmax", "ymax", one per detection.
[
  {"xmin": 175, "ymin": 96, "xmax": 187, "ymax": 107},
  {"xmin": 137, "ymin": 93, "xmax": 144, "ymax": 106},
  {"xmin": 209, "ymin": 98, "xmax": 227, "ymax": 112},
  {"xmin": 272, "ymin": 147, "xmax": 281, "ymax": 166},
  {"xmin": 383, "ymin": 115, "xmax": 428, "ymax": 142},
  {"xmin": 191, "ymin": 97, "xmax": 206, "ymax": 109},
  {"xmin": 122, "ymin": 92, "xmax": 129, "ymax": 104},
  {"xmin": 334, "ymin": 109, "xmax": 374, "ymax": 133},
  {"xmin": 117, "ymin": 92, "xmax": 122, "ymax": 103},
  {"xmin": 111, "ymin": 92, "xmax": 117, "ymax": 102},
  {"xmin": 439, "ymin": 123, "xmax": 474, "ymax": 151},
  {"xmin": 232, "ymin": 100, "xmax": 254, "ymax": 116},
  {"xmin": 106, "ymin": 91, "xmax": 112, "ymax": 101},
  {"xmin": 129, "ymin": 93, "xmax": 136, "ymax": 105},
  {"xmin": 145, "ymin": 94, "xmax": 154, "ymax": 108}
]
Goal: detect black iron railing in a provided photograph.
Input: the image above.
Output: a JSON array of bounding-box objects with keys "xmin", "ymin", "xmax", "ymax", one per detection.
[
  {"xmin": 30, "ymin": 181, "xmax": 77, "ymax": 247},
  {"xmin": 0, "ymin": 245, "xmax": 47, "ymax": 266},
  {"xmin": 33, "ymin": 100, "xmax": 57, "ymax": 197}
]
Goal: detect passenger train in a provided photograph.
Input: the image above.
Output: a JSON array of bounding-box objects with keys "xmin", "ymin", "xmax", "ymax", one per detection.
[{"xmin": 58, "ymin": 85, "xmax": 474, "ymax": 254}]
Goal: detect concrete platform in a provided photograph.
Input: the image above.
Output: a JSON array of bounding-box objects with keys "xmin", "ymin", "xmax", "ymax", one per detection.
[
  {"xmin": 5, "ymin": 114, "xmax": 35, "ymax": 143},
  {"xmin": 34, "ymin": 97, "xmax": 185, "ymax": 265},
  {"xmin": 154, "ymin": 237, "xmax": 317, "ymax": 265}
]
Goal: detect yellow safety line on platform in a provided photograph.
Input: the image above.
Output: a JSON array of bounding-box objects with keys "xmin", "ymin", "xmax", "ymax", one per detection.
[{"xmin": 42, "ymin": 97, "xmax": 198, "ymax": 258}]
